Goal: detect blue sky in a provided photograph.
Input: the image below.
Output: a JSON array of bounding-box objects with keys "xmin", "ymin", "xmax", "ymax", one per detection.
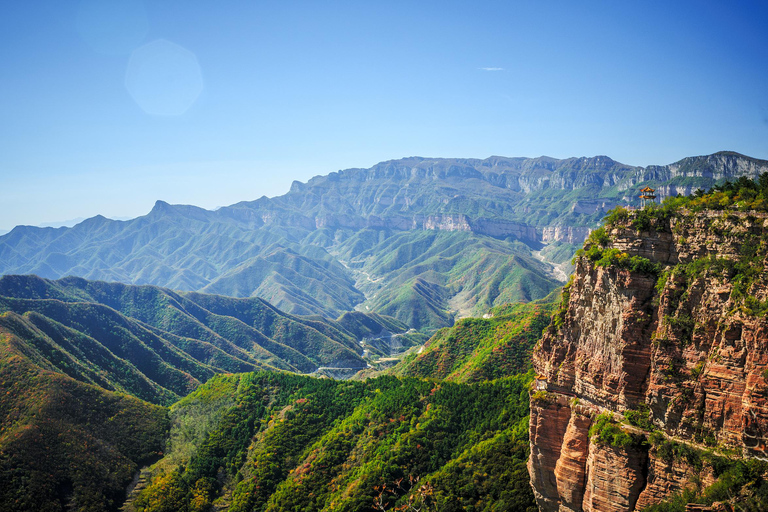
[{"xmin": 1, "ymin": 0, "xmax": 767, "ymax": 230}]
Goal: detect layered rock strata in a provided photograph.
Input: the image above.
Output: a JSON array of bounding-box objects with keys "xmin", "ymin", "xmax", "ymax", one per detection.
[{"xmin": 529, "ymin": 210, "xmax": 768, "ymax": 511}]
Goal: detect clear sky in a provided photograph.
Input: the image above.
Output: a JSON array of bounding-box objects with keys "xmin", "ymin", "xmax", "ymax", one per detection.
[{"xmin": 1, "ymin": 0, "xmax": 767, "ymax": 231}]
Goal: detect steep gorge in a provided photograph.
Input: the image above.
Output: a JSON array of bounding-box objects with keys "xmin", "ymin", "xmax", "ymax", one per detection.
[{"xmin": 529, "ymin": 206, "xmax": 768, "ymax": 511}]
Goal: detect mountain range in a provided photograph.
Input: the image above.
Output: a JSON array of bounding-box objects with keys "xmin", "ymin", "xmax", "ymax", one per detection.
[{"xmin": 3, "ymin": 152, "xmax": 766, "ymax": 330}]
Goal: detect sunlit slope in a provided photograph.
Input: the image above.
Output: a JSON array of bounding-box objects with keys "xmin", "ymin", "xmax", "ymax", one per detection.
[
  {"xmin": 0, "ymin": 325, "xmax": 168, "ymax": 512},
  {"xmin": 393, "ymin": 301, "xmax": 556, "ymax": 382},
  {"xmin": 334, "ymin": 229, "xmax": 560, "ymax": 327},
  {"xmin": 0, "ymin": 206, "xmax": 363, "ymax": 318},
  {"xmin": 130, "ymin": 371, "xmax": 536, "ymax": 512}
]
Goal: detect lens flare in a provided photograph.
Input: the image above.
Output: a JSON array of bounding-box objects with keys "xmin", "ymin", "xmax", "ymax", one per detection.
[{"xmin": 125, "ymin": 39, "xmax": 204, "ymax": 116}]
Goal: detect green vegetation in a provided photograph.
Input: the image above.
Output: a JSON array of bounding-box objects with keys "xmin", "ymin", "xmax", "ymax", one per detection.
[
  {"xmin": 0, "ymin": 275, "xmax": 420, "ymax": 406},
  {"xmin": 638, "ymin": 432, "xmax": 768, "ymax": 511},
  {"xmin": 664, "ymin": 314, "xmax": 695, "ymax": 345},
  {"xmin": 648, "ymin": 433, "xmax": 703, "ymax": 469},
  {"xmin": 552, "ymin": 278, "xmax": 571, "ymax": 330},
  {"xmin": 134, "ymin": 371, "xmax": 536, "ymax": 512},
  {"xmin": 586, "ymin": 226, "xmax": 610, "ymax": 246},
  {"xmin": 576, "ymin": 245, "xmax": 659, "ymax": 275},
  {"xmin": 624, "ymin": 403, "xmax": 655, "ymax": 431},
  {"xmin": 642, "ymin": 449, "xmax": 768, "ymax": 512},
  {"xmin": 0, "ymin": 276, "xmax": 429, "ymax": 511},
  {"xmin": 349, "ymin": 230, "xmax": 561, "ymax": 330},
  {"xmin": 392, "ymin": 302, "xmax": 555, "ymax": 382},
  {"xmin": 589, "ymin": 413, "xmax": 638, "ymax": 448},
  {"xmin": 576, "ymin": 207, "xmax": 659, "ymax": 275},
  {"xmin": 0, "ymin": 328, "xmax": 169, "ymax": 512},
  {"xmin": 664, "ymin": 242, "xmax": 768, "ymax": 317}
]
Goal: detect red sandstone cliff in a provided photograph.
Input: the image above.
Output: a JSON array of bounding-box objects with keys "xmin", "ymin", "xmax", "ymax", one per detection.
[{"xmin": 529, "ymin": 209, "xmax": 768, "ymax": 511}]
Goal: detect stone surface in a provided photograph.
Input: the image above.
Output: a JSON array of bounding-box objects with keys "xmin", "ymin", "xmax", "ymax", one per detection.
[
  {"xmin": 528, "ymin": 396, "xmax": 573, "ymax": 512},
  {"xmin": 529, "ymin": 209, "xmax": 768, "ymax": 511},
  {"xmin": 581, "ymin": 441, "xmax": 647, "ymax": 512},
  {"xmin": 635, "ymin": 456, "xmax": 714, "ymax": 510},
  {"xmin": 554, "ymin": 408, "xmax": 592, "ymax": 511}
]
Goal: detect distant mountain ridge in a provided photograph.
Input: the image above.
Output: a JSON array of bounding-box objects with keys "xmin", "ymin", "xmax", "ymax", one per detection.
[{"xmin": 2, "ymin": 151, "xmax": 765, "ymax": 329}]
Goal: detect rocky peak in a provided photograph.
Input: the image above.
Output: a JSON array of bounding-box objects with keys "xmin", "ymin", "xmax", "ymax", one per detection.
[{"xmin": 668, "ymin": 151, "xmax": 768, "ymax": 180}]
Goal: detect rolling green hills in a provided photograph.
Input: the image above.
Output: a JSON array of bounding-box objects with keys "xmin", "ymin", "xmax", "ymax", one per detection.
[
  {"xmin": 0, "ymin": 283, "xmax": 557, "ymax": 511},
  {"xmin": 4, "ymin": 152, "xmax": 764, "ymax": 330},
  {"xmin": 131, "ymin": 371, "xmax": 536, "ymax": 512},
  {"xmin": 0, "ymin": 274, "xmax": 425, "ymax": 511},
  {"xmin": 0, "ymin": 275, "xmax": 418, "ymax": 405},
  {"xmin": 0, "ymin": 276, "xmax": 557, "ymax": 511}
]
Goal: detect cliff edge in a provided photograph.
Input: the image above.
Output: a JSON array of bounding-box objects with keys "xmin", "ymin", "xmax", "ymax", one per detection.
[{"xmin": 529, "ymin": 198, "xmax": 768, "ymax": 511}]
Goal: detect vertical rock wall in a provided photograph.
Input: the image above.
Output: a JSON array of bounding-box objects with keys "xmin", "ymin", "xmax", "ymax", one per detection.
[{"xmin": 529, "ymin": 210, "xmax": 768, "ymax": 511}]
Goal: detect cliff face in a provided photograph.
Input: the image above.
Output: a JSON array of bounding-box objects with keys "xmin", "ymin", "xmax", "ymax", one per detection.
[
  {"xmin": 529, "ymin": 209, "xmax": 768, "ymax": 511},
  {"xmin": 313, "ymin": 213, "xmax": 539, "ymax": 242}
]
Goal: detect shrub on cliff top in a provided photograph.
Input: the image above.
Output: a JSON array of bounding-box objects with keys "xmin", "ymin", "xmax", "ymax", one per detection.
[
  {"xmin": 586, "ymin": 226, "xmax": 610, "ymax": 246},
  {"xmin": 575, "ymin": 246, "xmax": 659, "ymax": 275},
  {"xmin": 604, "ymin": 206, "xmax": 630, "ymax": 226},
  {"xmin": 604, "ymin": 197, "xmax": 687, "ymax": 233},
  {"xmin": 631, "ymin": 202, "xmax": 675, "ymax": 232}
]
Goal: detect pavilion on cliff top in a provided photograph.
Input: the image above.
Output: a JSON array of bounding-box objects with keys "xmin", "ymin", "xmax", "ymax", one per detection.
[{"xmin": 639, "ymin": 186, "xmax": 656, "ymax": 207}]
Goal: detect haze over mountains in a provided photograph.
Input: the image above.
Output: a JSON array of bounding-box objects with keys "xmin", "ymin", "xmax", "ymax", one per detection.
[{"xmin": 2, "ymin": 151, "xmax": 766, "ymax": 331}]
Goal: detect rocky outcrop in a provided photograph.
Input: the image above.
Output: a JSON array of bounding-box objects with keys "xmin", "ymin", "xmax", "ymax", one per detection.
[
  {"xmin": 529, "ymin": 396, "xmax": 574, "ymax": 511},
  {"xmin": 529, "ymin": 209, "xmax": 768, "ymax": 511},
  {"xmin": 540, "ymin": 226, "xmax": 593, "ymax": 244},
  {"xmin": 312, "ymin": 213, "xmax": 540, "ymax": 242},
  {"xmin": 635, "ymin": 456, "xmax": 714, "ymax": 509},
  {"xmin": 581, "ymin": 441, "xmax": 647, "ymax": 512}
]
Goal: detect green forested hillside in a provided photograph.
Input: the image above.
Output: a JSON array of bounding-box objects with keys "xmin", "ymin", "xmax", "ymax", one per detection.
[
  {"xmin": 0, "ymin": 275, "xmax": 423, "ymax": 512},
  {"xmin": 334, "ymin": 229, "xmax": 560, "ymax": 329},
  {"xmin": 392, "ymin": 302, "xmax": 556, "ymax": 382},
  {"xmin": 0, "ymin": 275, "xmax": 417, "ymax": 405},
  {"xmin": 0, "ymin": 324, "xmax": 169, "ymax": 512},
  {"xmin": 132, "ymin": 371, "xmax": 536, "ymax": 512},
  {"xmin": 0, "ymin": 272, "xmax": 554, "ymax": 511}
]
